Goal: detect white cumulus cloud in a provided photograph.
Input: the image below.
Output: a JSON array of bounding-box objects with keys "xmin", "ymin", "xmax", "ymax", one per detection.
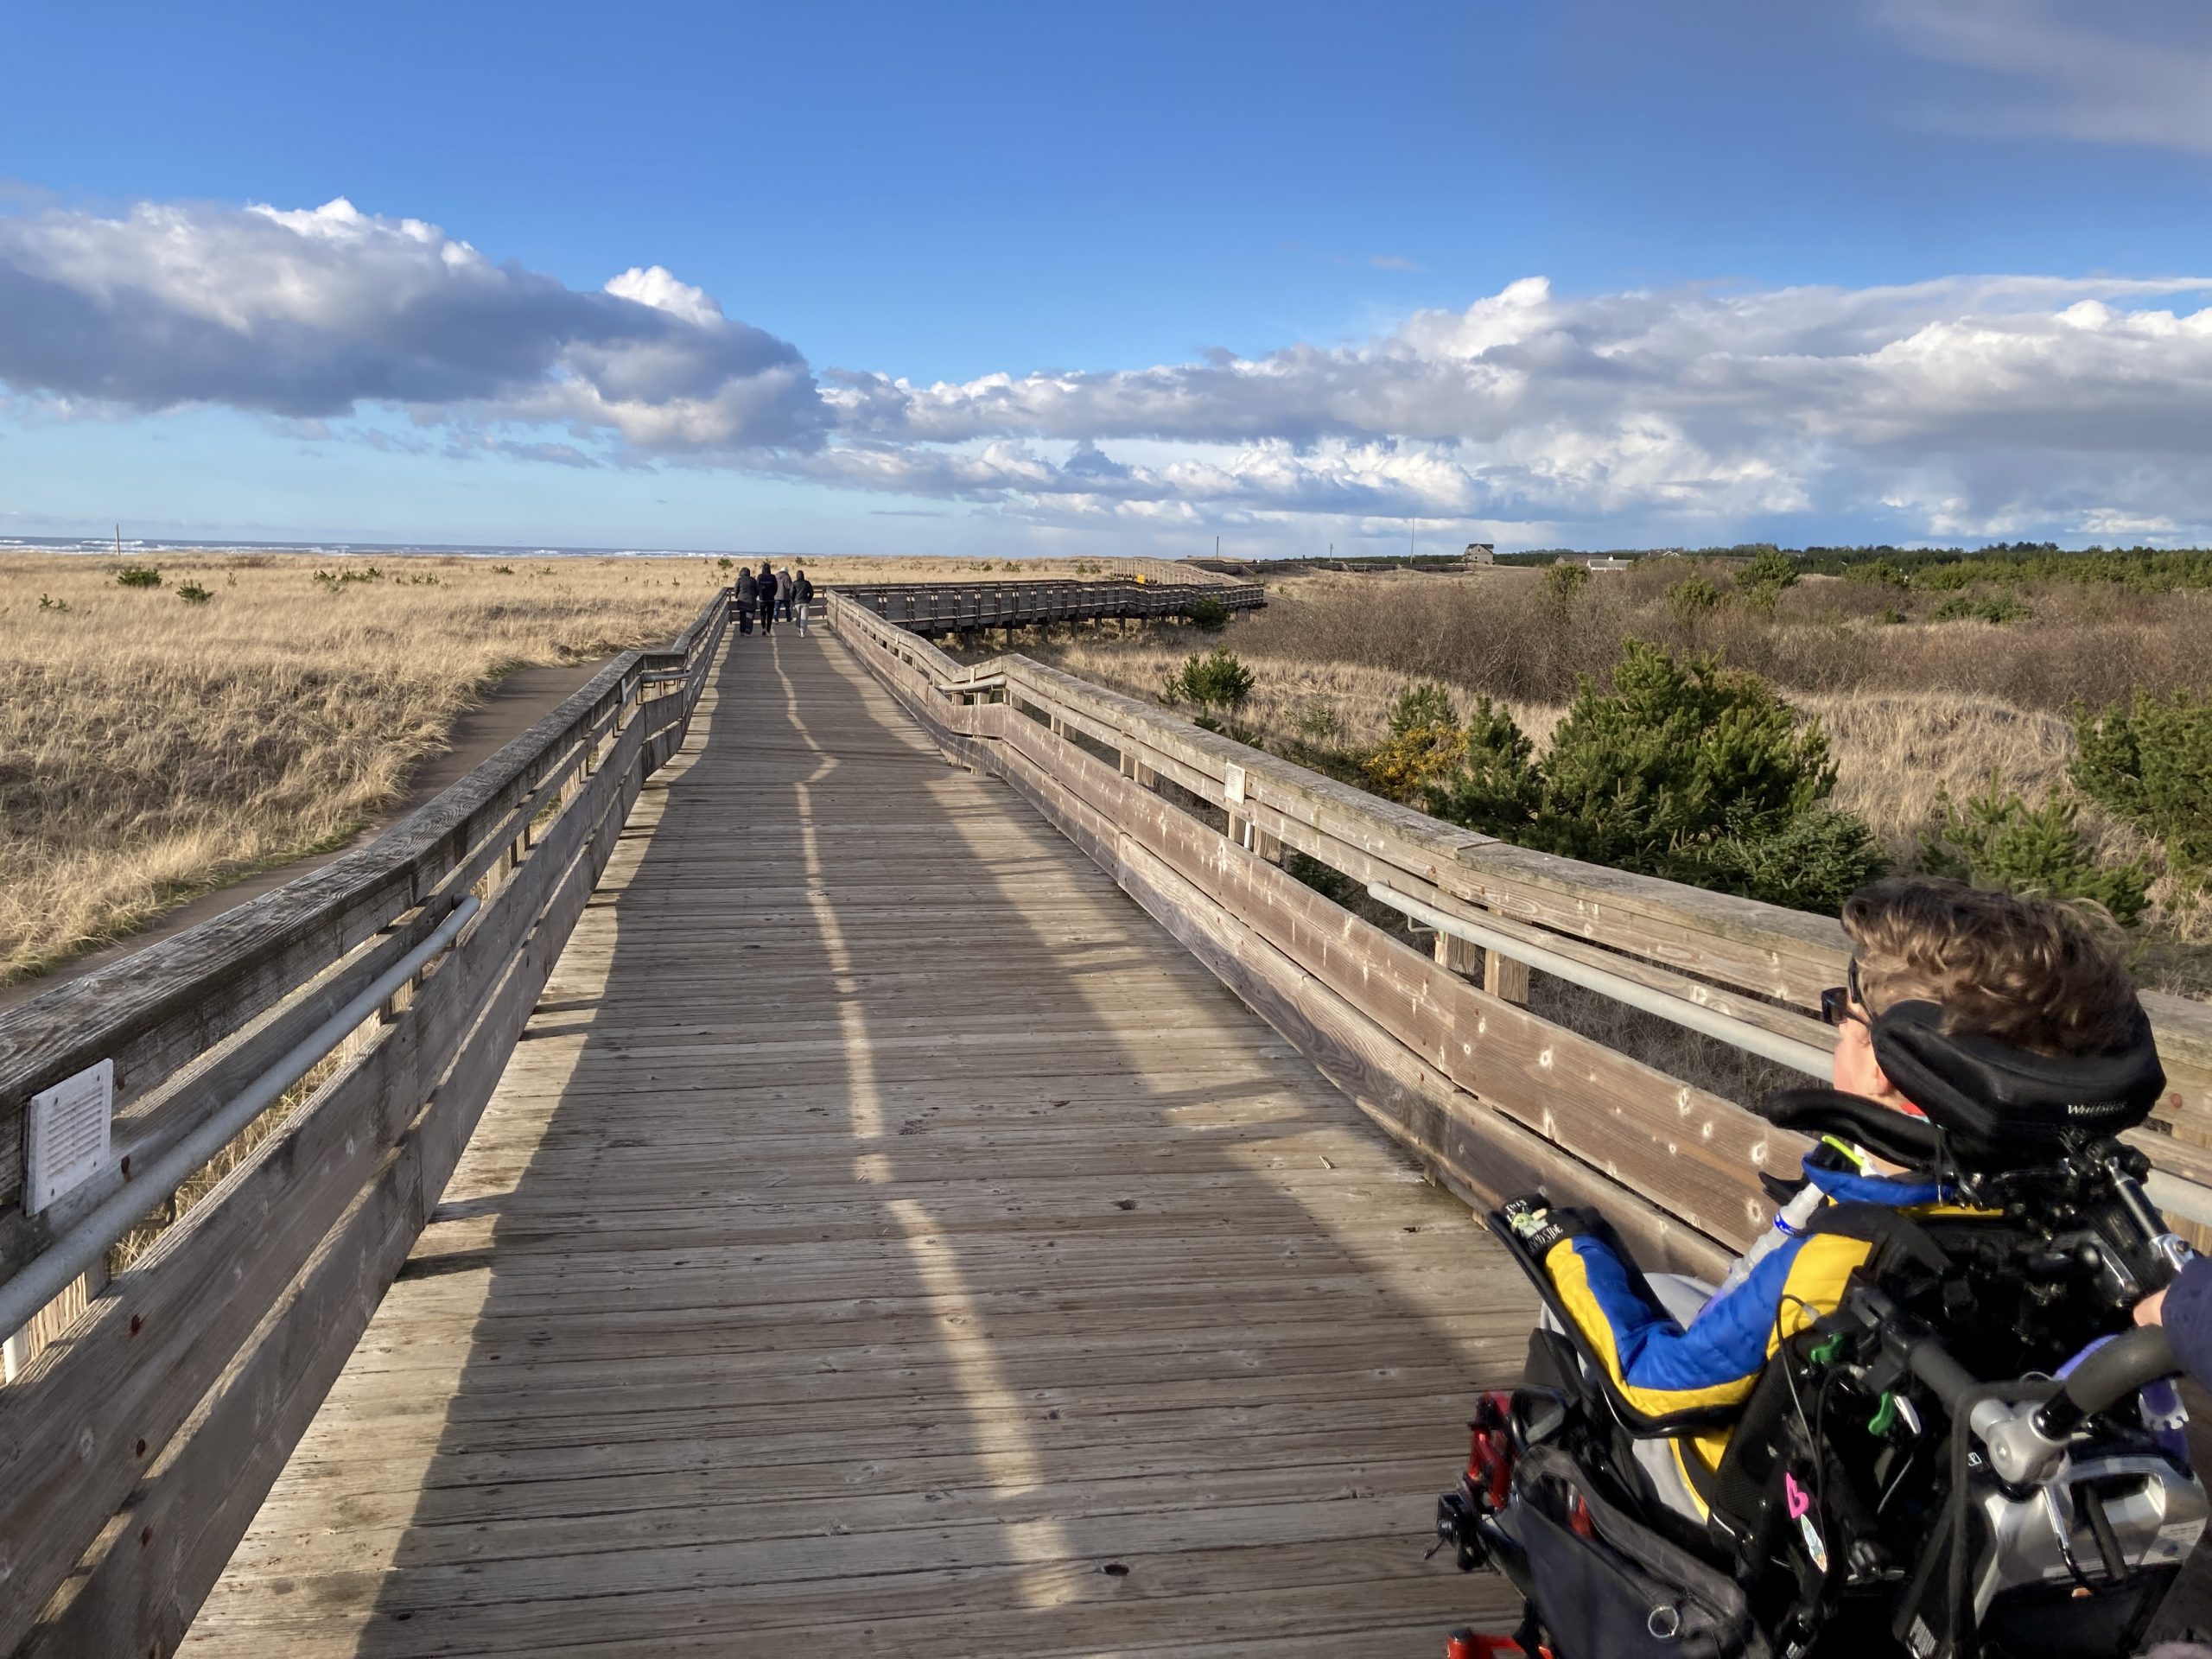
[
  {"xmin": 6, "ymin": 192, "xmax": 2212, "ymax": 544},
  {"xmin": 0, "ymin": 196, "xmax": 826, "ymax": 450}
]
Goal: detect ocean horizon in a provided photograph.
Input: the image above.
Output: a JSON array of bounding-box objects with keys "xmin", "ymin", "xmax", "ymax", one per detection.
[{"xmin": 1, "ymin": 535, "xmax": 830, "ymax": 561}]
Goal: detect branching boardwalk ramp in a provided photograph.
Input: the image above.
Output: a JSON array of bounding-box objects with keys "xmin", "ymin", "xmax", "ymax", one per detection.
[
  {"xmin": 184, "ymin": 632, "xmax": 1523, "ymax": 1656},
  {"xmin": 5, "ymin": 575, "xmax": 2212, "ymax": 1657}
]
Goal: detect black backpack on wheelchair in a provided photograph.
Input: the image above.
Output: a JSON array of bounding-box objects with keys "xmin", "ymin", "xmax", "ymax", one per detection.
[{"xmin": 1436, "ymin": 1000, "xmax": 2206, "ymax": 1659}]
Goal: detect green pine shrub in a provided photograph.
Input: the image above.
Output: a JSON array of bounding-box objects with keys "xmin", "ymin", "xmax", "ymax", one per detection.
[
  {"xmin": 1922, "ymin": 786, "xmax": 2152, "ymax": 925},
  {"xmin": 1421, "ymin": 697, "xmax": 1541, "ymax": 832},
  {"xmin": 1699, "ymin": 808, "xmax": 1891, "ymax": 915},
  {"xmin": 1534, "ymin": 642, "xmax": 1837, "ymax": 872},
  {"xmin": 2074, "ymin": 690, "xmax": 2212, "ymax": 890},
  {"xmin": 1844, "ymin": 560, "xmax": 1910, "ymax": 588},
  {"xmin": 1931, "ymin": 591, "xmax": 2031, "ymax": 624},
  {"xmin": 1294, "ymin": 701, "xmax": 1343, "ymax": 742},
  {"xmin": 1184, "ymin": 595, "xmax": 1231, "ymax": 632},
  {"xmin": 176, "ymin": 582, "xmax": 213, "ymax": 605},
  {"xmin": 1388, "ymin": 682, "xmax": 1459, "ymax": 735},
  {"xmin": 1370, "ymin": 643, "xmax": 1885, "ymax": 912},
  {"xmin": 116, "ymin": 566, "xmax": 162, "ymax": 588},
  {"xmin": 1163, "ymin": 646, "xmax": 1255, "ymax": 712},
  {"xmin": 1735, "ymin": 547, "xmax": 1799, "ymax": 610}
]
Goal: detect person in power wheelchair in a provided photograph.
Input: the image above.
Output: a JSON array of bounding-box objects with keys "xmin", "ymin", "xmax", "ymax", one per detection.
[{"xmin": 1445, "ymin": 876, "xmax": 2202, "ymax": 1659}]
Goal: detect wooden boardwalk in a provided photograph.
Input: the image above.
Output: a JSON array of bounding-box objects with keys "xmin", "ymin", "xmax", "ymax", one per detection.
[{"xmin": 182, "ymin": 630, "xmax": 1529, "ymax": 1656}]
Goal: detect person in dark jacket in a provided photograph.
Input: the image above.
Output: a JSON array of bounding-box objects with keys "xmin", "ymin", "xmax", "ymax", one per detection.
[
  {"xmin": 2135, "ymin": 1262, "xmax": 2212, "ymax": 1381},
  {"xmin": 734, "ymin": 566, "xmax": 757, "ymax": 635},
  {"xmin": 793, "ymin": 571, "xmax": 814, "ymax": 635},
  {"xmin": 755, "ymin": 561, "xmax": 777, "ymax": 635}
]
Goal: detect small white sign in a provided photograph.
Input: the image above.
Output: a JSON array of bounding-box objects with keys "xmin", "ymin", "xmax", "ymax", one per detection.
[
  {"xmin": 28, "ymin": 1059, "xmax": 112, "ymax": 1213},
  {"xmin": 1224, "ymin": 763, "xmax": 1247, "ymax": 805}
]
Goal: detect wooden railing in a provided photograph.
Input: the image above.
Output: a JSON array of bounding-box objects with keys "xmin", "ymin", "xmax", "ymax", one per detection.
[
  {"xmin": 826, "ymin": 594, "xmax": 2212, "ymax": 1281},
  {"xmin": 0, "ymin": 591, "xmax": 729, "ymax": 1656},
  {"xmin": 830, "ymin": 575, "xmax": 1264, "ymax": 635}
]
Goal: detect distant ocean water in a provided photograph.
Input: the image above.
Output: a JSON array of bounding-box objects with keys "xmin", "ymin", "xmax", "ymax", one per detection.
[{"xmin": 0, "ymin": 536, "xmax": 797, "ymax": 560}]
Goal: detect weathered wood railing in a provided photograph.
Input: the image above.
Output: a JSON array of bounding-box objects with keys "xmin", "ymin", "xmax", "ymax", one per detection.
[
  {"xmin": 831, "ymin": 576, "xmax": 1264, "ymax": 635},
  {"xmin": 0, "ymin": 590, "xmax": 731, "ymax": 1656},
  {"xmin": 826, "ymin": 594, "xmax": 2212, "ymax": 1281}
]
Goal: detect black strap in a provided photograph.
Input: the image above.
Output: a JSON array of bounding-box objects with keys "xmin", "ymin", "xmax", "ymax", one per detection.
[{"xmin": 1799, "ymin": 1200, "xmax": 1953, "ymax": 1277}]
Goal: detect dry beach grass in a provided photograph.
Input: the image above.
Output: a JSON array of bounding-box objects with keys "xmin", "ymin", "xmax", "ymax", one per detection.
[
  {"xmin": 0, "ymin": 551, "xmax": 724, "ymax": 985},
  {"xmin": 0, "ymin": 549, "xmax": 1221, "ymax": 987}
]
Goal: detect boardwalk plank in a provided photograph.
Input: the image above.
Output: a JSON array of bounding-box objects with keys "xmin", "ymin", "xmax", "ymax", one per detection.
[{"xmin": 183, "ymin": 629, "xmax": 1529, "ymax": 1656}]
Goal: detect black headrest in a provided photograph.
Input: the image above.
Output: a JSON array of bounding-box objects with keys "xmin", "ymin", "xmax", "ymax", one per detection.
[
  {"xmin": 1871, "ymin": 1000, "xmax": 2166, "ymax": 1170},
  {"xmin": 1757, "ymin": 1087, "xmax": 1943, "ymax": 1169}
]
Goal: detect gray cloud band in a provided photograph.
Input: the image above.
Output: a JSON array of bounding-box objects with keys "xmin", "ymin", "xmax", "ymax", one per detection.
[{"xmin": 4, "ymin": 196, "xmax": 2212, "ymax": 540}]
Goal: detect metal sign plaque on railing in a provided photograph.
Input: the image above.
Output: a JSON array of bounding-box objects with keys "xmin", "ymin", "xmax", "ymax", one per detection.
[{"xmin": 26, "ymin": 1058, "xmax": 112, "ymax": 1213}]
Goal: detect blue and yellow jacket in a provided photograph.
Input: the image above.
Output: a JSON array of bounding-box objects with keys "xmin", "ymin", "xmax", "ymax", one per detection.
[{"xmin": 1541, "ymin": 1158, "xmax": 1950, "ymax": 1422}]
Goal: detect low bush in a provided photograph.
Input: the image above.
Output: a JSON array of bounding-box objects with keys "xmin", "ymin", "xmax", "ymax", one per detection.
[
  {"xmin": 116, "ymin": 566, "xmax": 162, "ymax": 588},
  {"xmin": 1735, "ymin": 547, "xmax": 1800, "ymax": 611},
  {"xmin": 1666, "ymin": 576, "xmax": 1723, "ymax": 621},
  {"xmin": 1922, "ymin": 785, "xmax": 2152, "ymax": 925},
  {"xmin": 2074, "ymin": 690, "xmax": 2212, "ymax": 891},
  {"xmin": 1421, "ymin": 697, "xmax": 1541, "ymax": 831},
  {"xmin": 1163, "ymin": 646, "xmax": 1255, "ymax": 712},
  {"xmin": 1185, "ymin": 594, "xmax": 1231, "ymax": 632},
  {"xmin": 176, "ymin": 582, "xmax": 213, "ymax": 605},
  {"xmin": 1388, "ymin": 682, "xmax": 1459, "ymax": 735},
  {"xmin": 1294, "ymin": 700, "xmax": 1343, "ymax": 742},
  {"xmin": 1933, "ymin": 592, "xmax": 2031, "ymax": 624},
  {"xmin": 1362, "ymin": 721, "xmax": 1467, "ymax": 802},
  {"xmin": 1409, "ymin": 639, "xmax": 1886, "ymax": 912}
]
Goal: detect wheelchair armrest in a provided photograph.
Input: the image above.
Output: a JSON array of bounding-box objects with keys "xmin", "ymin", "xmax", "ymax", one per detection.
[{"xmin": 1484, "ymin": 1208, "xmax": 1743, "ymax": 1439}]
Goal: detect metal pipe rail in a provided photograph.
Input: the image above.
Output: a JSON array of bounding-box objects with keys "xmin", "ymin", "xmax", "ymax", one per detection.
[
  {"xmin": 1367, "ymin": 883, "xmax": 1837, "ymax": 1079},
  {"xmin": 0, "ymin": 896, "xmax": 480, "ymax": 1343}
]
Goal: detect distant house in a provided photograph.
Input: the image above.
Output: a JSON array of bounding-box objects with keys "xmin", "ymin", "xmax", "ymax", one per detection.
[
  {"xmin": 1461, "ymin": 542, "xmax": 1496, "ymax": 567},
  {"xmin": 1564, "ymin": 555, "xmax": 1631, "ymax": 573}
]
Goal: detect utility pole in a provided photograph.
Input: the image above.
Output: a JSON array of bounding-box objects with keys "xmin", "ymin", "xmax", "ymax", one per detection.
[{"xmin": 1408, "ymin": 518, "xmax": 1415, "ymax": 558}]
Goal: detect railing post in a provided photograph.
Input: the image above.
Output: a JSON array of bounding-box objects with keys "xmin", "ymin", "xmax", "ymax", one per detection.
[
  {"xmin": 1485, "ymin": 949, "xmax": 1533, "ymax": 1005},
  {"xmin": 1434, "ymin": 931, "xmax": 1481, "ymax": 977}
]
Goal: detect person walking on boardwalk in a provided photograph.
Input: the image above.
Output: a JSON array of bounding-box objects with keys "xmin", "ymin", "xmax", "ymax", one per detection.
[
  {"xmin": 775, "ymin": 565, "xmax": 795, "ymax": 623},
  {"xmin": 734, "ymin": 564, "xmax": 757, "ymax": 635},
  {"xmin": 756, "ymin": 560, "xmax": 777, "ymax": 635},
  {"xmin": 793, "ymin": 569, "xmax": 814, "ymax": 635}
]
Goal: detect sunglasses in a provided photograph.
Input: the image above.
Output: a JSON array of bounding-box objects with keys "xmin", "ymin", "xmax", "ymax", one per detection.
[{"xmin": 1820, "ymin": 959, "xmax": 1869, "ymax": 1030}]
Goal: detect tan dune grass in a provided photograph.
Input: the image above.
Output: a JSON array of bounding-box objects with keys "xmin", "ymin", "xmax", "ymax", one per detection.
[{"xmin": 0, "ymin": 551, "xmax": 723, "ymax": 984}]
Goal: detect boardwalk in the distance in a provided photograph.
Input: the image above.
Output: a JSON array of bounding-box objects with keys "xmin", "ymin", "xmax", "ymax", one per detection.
[{"xmin": 184, "ymin": 626, "xmax": 1528, "ymax": 1656}]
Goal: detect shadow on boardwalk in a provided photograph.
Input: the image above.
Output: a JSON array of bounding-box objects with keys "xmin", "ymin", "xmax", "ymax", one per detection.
[{"xmin": 186, "ymin": 629, "xmax": 1530, "ymax": 1657}]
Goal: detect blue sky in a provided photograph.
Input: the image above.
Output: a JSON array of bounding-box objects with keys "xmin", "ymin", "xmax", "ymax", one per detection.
[{"xmin": 6, "ymin": 1, "xmax": 2212, "ymax": 556}]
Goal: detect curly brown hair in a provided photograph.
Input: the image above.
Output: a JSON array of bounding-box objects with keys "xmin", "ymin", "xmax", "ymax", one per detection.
[{"xmin": 1841, "ymin": 875, "xmax": 2140, "ymax": 1058}]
